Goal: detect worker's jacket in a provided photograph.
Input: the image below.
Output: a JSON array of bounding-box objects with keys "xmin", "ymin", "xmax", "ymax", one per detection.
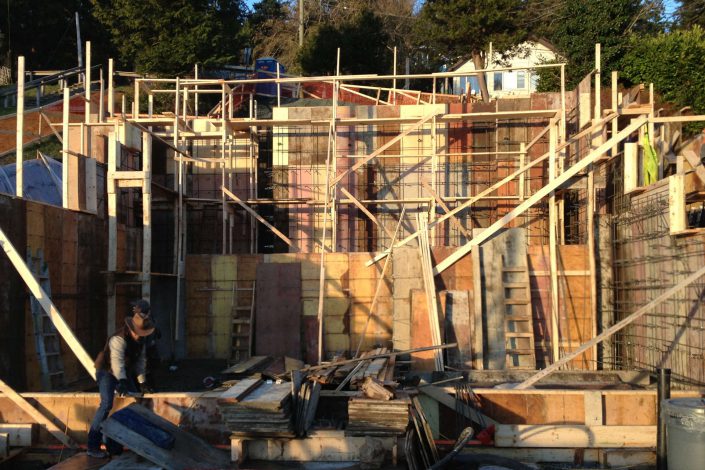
[{"xmin": 94, "ymin": 327, "xmax": 147, "ymax": 383}]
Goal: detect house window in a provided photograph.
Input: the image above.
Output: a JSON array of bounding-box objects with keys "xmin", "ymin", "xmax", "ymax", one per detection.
[
  {"xmin": 493, "ymin": 72, "xmax": 503, "ymax": 91},
  {"xmin": 517, "ymin": 71, "xmax": 526, "ymax": 89}
]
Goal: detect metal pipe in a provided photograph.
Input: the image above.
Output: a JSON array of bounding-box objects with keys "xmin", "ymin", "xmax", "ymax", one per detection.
[{"xmin": 657, "ymin": 368, "xmax": 671, "ymax": 470}]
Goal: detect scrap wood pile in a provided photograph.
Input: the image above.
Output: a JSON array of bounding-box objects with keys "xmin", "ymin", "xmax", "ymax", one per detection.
[
  {"xmin": 218, "ymin": 379, "xmax": 295, "ymax": 438},
  {"xmin": 308, "ymin": 347, "xmax": 397, "ymax": 391},
  {"xmin": 217, "ymin": 345, "xmax": 455, "ymax": 441}
]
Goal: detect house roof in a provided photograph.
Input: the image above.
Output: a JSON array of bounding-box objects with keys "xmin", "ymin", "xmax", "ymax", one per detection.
[{"xmin": 447, "ymin": 37, "xmax": 560, "ymax": 72}]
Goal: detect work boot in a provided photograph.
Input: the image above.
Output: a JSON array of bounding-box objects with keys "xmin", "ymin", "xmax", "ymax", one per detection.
[{"xmin": 86, "ymin": 449, "xmax": 108, "ymax": 459}]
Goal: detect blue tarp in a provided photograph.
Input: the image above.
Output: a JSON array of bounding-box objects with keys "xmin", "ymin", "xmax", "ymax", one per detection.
[{"xmin": 0, "ymin": 157, "xmax": 62, "ymax": 206}]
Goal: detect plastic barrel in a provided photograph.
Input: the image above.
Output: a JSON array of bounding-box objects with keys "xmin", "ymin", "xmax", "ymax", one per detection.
[{"xmin": 663, "ymin": 398, "xmax": 705, "ymax": 470}]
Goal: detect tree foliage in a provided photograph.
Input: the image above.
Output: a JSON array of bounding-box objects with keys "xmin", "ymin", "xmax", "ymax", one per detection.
[
  {"xmin": 535, "ymin": 0, "xmax": 664, "ymax": 91},
  {"xmin": 90, "ymin": 0, "xmax": 247, "ymax": 75},
  {"xmin": 297, "ymin": 9, "xmax": 390, "ymax": 76},
  {"xmin": 1, "ymin": 0, "xmax": 110, "ymax": 70},
  {"xmin": 677, "ymin": 0, "xmax": 705, "ymax": 28},
  {"xmin": 415, "ymin": 0, "xmax": 530, "ymax": 100},
  {"xmin": 621, "ymin": 26, "xmax": 705, "ymax": 123}
]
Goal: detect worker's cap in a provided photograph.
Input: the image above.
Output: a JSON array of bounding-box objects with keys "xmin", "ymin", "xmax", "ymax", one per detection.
[{"xmin": 131, "ymin": 299, "xmax": 151, "ymax": 315}]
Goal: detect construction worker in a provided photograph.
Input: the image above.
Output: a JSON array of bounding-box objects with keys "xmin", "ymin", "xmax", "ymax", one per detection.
[{"xmin": 86, "ymin": 302, "xmax": 155, "ymax": 458}]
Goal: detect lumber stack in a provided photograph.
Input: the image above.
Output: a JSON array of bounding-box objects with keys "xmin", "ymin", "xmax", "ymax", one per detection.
[
  {"xmin": 346, "ymin": 396, "xmax": 410, "ymax": 437},
  {"xmin": 219, "ymin": 381, "xmax": 295, "ymax": 437}
]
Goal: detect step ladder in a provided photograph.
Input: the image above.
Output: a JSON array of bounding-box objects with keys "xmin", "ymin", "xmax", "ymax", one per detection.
[
  {"xmin": 502, "ymin": 259, "xmax": 536, "ymax": 369},
  {"xmin": 26, "ymin": 249, "xmax": 65, "ymax": 390},
  {"xmin": 230, "ymin": 281, "xmax": 256, "ymax": 364}
]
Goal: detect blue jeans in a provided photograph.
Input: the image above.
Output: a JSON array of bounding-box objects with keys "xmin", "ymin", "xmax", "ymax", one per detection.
[{"xmin": 87, "ymin": 370, "xmax": 137, "ymax": 453}]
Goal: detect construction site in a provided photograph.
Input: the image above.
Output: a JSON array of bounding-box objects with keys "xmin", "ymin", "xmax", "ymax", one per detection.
[{"xmin": 1, "ymin": 40, "xmax": 705, "ymax": 469}]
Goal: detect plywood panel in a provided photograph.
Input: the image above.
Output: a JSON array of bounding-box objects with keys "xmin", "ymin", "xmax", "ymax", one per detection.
[{"xmin": 255, "ymin": 263, "xmax": 302, "ymax": 359}]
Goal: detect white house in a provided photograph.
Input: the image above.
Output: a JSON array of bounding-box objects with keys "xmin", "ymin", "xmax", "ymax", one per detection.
[{"xmin": 447, "ymin": 39, "xmax": 560, "ymax": 98}]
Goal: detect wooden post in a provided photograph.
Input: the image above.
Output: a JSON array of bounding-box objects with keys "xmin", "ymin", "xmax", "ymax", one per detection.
[
  {"xmin": 194, "ymin": 64, "xmax": 199, "ymax": 117},
  {"xmin": 594, "ymin": 43, "xmax": 601, "ymax": 121},
  {"xmin": 222, "ymin": 84, "xmax": 227, "ymax": 254},
  {"xmin": 85, "ymin": 41, "xmax": 91, "ymax": 123},
  {"xmin": 107, "ymin": 127, "xmax": 119, "ymax": 335},
  {"xmin": 62, "ymin": 87, "xmax": 70, "ymax": 208},
  {"xmin": 392, "ymin": 47, "xmax": 397, "ymax": 104},
  {"xmin": 548, "ymin": 122, "xmax": 560, "ymax": 365},
  {"xmin": 611, "ymin": 71, "xmax": 618, "ymax": 156},
  {"xmin": 108, "ymin": 58, "xmax": 114, "ymax": 117},
  {"xmin": 517, "ymin": 264, "xmax": 705, "ymax": 389},
  {"xmin": 0, "ymin": 226, "xmax": 96, "ymax": 381},
  {"xmin": 15, "ymin": 56, "xmax": 24, "ymax": 198},
  {"xmin": 142, "ymin": 132, "xmax": 152, "ymax": 300},
  {"xmin": 519, "ymin": 142, "xmax": 526, "ymax": 201},
  {"xmin": 99, "ymin": 68, "xmax": 104, "ymax": 122},
  {"xmin": 134, "ymin": 78, "xmax": 140, "ymax": 120},
  {"xmin": 560, "ymin": 64, "xmax": 566, "ymax": 140}
]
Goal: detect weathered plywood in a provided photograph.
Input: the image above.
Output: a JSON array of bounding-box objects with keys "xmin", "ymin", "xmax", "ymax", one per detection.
[{"xmin": 255, "ymin": 263, "xmax": 302, "ymax": 359}]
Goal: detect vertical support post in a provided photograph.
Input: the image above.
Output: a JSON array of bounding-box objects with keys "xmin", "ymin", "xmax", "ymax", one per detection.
[
  {"xmin": 108, "ymin": 58, "xmax": 114, "ymax": 117},
  {"xmin": 174, "ymin": 77, "xmax": 184, "ymax": 341},
  {"xmin": 194, "ymin": 64, "xmax": 199, "ymax": 117},
  {"xmin": 276, "ymin": 66, "xmax": 281, "ymax": 108},
  {"xmin": 548, "ymin": 122, "xmax": 560, "ymax": 365},
  {"xmin": 15, "ymin": 56, "xmax": 25, "ymax": 198},
  {"xmin": 560, "ymin": 64, "xmax": 566, "ymax": 141},
  {"xmin": 62, "ymin": 87, "xmax": 70, "ymax": 208},
  {"xmin": 85, "ymin": 41, "xmax": 91, "ymax": 123},
  {"xmin": 134, "ymin": 78, "xmax": 140, "ymax": 119},
  {"xmin": 148, "ymin": 93, "xmax": 154, "ymax": 117},
  {"xmin": 611, "ymin": 71, "xmax": 618, "ymax": 156},
  {"xmin": 656, "ymin": 368, "xmax": 671, "ymax": 470},
  {"xmin": 99, "ymin": 68, "xmax": 105, "ymax": 122},
  {"xmin": 392, "ymin": 47, "xmax": 397, "ymax": 105},
  {"xmin": 518, "ymin": 142, "xmax": 526, "ymax": 201},
  {"xmin": 142, "ymin": 132, "xmax": 152, "ymax": 300},
  {"xmin": 222, "ymin": 83, "xmax": 227, "ymax": 255},
  {"xmin": 331, "ymin": 48, "xmax": 340, "ymax": 251},
  {"xmin": 430, "ymin": 114, "xmax": 437, "ymax": 245},
  {"xmin": 107, "ymin": 126, "xmax": 119, "ymax": 335},
  {"xmin": 594, "ymin": 43, "xmax": 601, "ymax": 121}
]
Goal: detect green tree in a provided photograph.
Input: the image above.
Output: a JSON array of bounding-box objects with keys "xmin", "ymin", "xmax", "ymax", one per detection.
[
  {"xmin": 621, "ymin": 26, "xmax": 705, "ymax": 131},
  {"xmin": 90, "ymin": 0, "xmax": 247, "ymax": 75},
  {"xmin": 415, "ymin": 0, "xmax": 530, "ymax": 101},
  {"xmin": 536, "ymin": 0, "xmax": 664, "ymax": 91},
  {"xmin": 297, "ymin": 9, "xmax": 390, "ymax": 76},
  {"xmin": 1, "ymin": 0, "xmax": 110, "ymax": 70},
  {"xmin": 677, "ymin": 0, "xmax": 705, "ymax": 27}
]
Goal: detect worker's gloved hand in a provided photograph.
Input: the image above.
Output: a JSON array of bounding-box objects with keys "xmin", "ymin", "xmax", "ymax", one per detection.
[
  {"xmin": 140, "ymin": 383, "xmax": 154, "ymax": 394},
  {"xmin": 116, "ymin": 379, "xmax": 130, "ymax": 397}
]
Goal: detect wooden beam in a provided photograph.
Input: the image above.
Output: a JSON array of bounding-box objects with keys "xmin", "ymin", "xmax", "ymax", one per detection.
[
  {"xmin": 418, "ymin": 384, "xmax": 498, "ymax": 427},
  {"xmin": 433, "ymin": 117, "xmax": 646, "ymax": 275},
  {"xmin": 222, "ymin": 186, "xmax": 298, "ymax": 251},
  {"xmin": 516, "ymin": 263, "xmax": 705, "ymax": 389},
  {"xmin": 330, "ymin": 113, "xmax": 437, "ymax": 186},
  {"xmin": 0, "ymin": 225, "xmax": 96, "ymax": 380},
  {"xmin": 62, "ymin": 88, "xmax": 70, "ymax": 209},
  {"xmin": 339, "ymin": 187, "xmax": 395, "ymax": 240},
  {"xmin": 40, "ymin": 113, "xmax": 63, "ymax": 144},
  {"xmin": 0, "ymin": 379, "xmax": 77, "ymax": 448},
  {"xmin": 85, "ymin": 41, "xmax": 91, "ymax": 123},
  {"xmin": 495, "ymin": 425, "xmax": 655, "ymax": 448}
]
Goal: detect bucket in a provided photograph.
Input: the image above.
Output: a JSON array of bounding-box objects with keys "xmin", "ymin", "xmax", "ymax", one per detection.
[{"xmin": 663, "ymin": 398, "xmax": 705, "ymax": 470}]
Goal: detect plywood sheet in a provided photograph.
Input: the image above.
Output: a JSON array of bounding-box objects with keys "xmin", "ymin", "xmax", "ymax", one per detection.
[{"xmin": 255, "ymin": 263, "xmax": 302, "ymax": 359}]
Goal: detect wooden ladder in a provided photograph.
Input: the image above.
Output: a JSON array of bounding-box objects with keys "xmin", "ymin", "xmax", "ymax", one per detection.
[
  {"xmin": 230, "ymin": 281, "xmax": 256, "ymax": 364},
  {"xmin": 502, "ymin": 258, "xmax": 536, "ymax": 369},
  {"xmin": 26, "ymin": 249, "xmax": 65, "ymax": 390}
]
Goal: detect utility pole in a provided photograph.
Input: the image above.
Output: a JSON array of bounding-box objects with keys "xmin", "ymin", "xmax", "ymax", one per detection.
[
  {"xmin": 298, "ymin": 0, "xmax": 304, "ymax": 46},
  {"xmin": 75, "ymin": 12, "xmax": 83, "ymax": 69}
]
